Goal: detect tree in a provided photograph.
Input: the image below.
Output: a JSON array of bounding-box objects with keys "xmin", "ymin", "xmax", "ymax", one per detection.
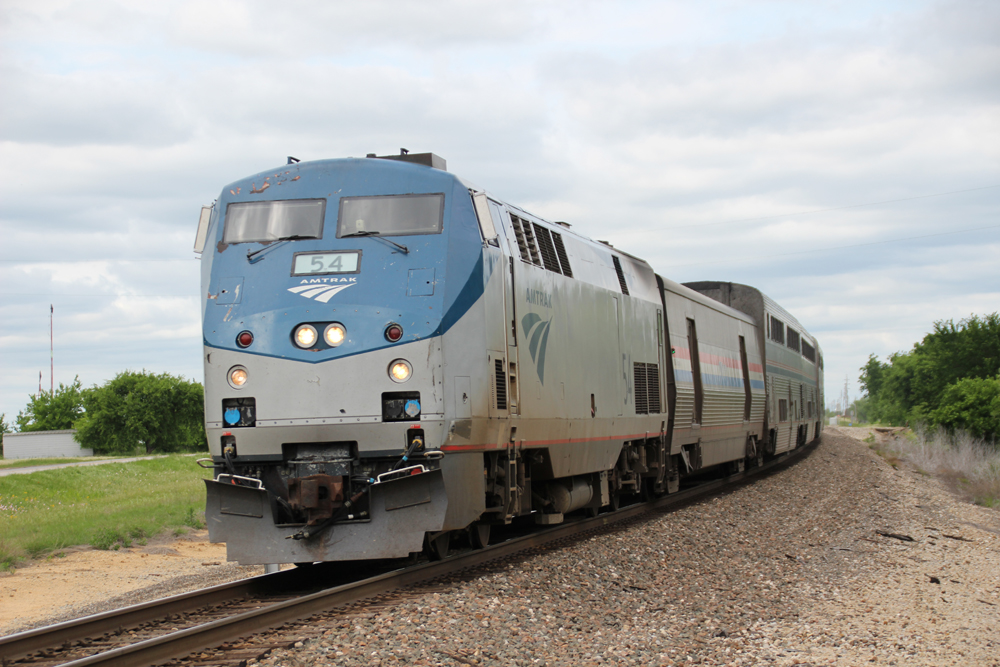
[
  {"xmin": 859, "ymin": 313, "xmax": 1000, "ymax": 428},
  {"xmin": 74, "ymin": 371, "xmax": 207, "ymax": 455},
  {"xmin": 15, "ymin": 377, "xmax": 85, "ymax": 432},
  {"xmin": 930, "ymin": 376, "xmax": 1000, "ymax": 441}
]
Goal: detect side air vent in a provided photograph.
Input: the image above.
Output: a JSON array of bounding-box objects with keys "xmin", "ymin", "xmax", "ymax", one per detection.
[
  {"xmin": 612, "ymin": 256, "xmax": 630, "ymax": 295},
  {"xmin": 494, "ymin": 359, "xmax": 508, "ymax": 410},
  {"xmin": 633, "ymin": 362, "xmax": 661, "ymax": 415},
  {"xmin": 511, "ymin": 216, "xmax": 574, "ymax": 277},
  {"xmin": 511, "ymin": 216, "xmax": 531, "ymax": 262},
  {"xmin": 532, "ymin": 222, "xmax": 561, "ymax": 274},
  {"xmin": 634, "ymin": 363, "xmax": 648, "ymax": 415},
  {"xmin": 552, "ymin": 232, "xmax": 573, "ymax": 277}
]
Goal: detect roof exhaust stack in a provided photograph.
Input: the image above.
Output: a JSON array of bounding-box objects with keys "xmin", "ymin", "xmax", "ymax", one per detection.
[{"xmin": 367, "ymin": 151, "xmax": 446, "ymax": 171}]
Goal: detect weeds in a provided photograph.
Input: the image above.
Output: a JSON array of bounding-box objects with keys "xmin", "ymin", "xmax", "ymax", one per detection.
[
  {"xmin": 879, "ymin": 426, "xmax": 1000, "ymax": 508},
  {"xmin": 183, "ymin": 507, "xmax": 204, "ymax": 529}
]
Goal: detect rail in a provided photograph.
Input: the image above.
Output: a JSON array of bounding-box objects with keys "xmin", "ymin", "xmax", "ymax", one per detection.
[{"xmin": 1, "ymin": 438, "xmax": 818, "ymax": 667}]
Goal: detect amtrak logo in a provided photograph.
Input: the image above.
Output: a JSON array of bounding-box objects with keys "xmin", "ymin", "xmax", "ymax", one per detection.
[
  {"xmin": 287, "ymin": 283, "xmax": 356, "ymax": 303},
  {"xmin": 521, "ymin": 313, "xmax": 553, "ymax": 385}
]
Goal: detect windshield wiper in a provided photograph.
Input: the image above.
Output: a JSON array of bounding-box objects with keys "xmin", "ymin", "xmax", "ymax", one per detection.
[
  {"xmin": 341, "ymin": 230, "xmax": 409, "ymax": 254},
  {"xmin": 246, "ymin": 235, "xmax": 312, "ymax": 262}
]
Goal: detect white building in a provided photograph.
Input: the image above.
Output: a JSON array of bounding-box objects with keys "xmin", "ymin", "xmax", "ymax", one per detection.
[{"xmin": 2, "ymin": 430, "xmax": 93, "ymax": 459}]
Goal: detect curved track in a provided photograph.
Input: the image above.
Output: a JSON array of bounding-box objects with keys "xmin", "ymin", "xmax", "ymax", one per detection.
[{"xmin": 1, "ymin": 439, "xmax": 818, "ymax": 667}]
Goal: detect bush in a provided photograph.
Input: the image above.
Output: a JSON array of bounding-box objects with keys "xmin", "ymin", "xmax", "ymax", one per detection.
[{"xmin": 930, "ymin": 376, "xmax": 1000, "ymax": 441}]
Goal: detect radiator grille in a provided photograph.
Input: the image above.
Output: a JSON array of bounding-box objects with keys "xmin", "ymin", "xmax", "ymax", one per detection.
[
  {"xmin": 494, "ymin": 359, "xmax": 507, "ymax": 410},
  {"xmin": 633, "ymin": 362, "xmax": 661, "ymax": 414}
]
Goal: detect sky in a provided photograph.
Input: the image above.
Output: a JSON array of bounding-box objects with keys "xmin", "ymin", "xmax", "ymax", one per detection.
[{"xmin": 1, "ymin": 0, "xmax": 998, "ymax": 426}]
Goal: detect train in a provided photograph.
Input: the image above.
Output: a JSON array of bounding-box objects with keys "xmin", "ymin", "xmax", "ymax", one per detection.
[{"xmin": 193, "ymin": 151, "xmax": 824, "ymax": 564}]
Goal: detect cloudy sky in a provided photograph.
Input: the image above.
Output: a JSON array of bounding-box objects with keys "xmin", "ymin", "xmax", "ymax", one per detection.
[{"xmin": 1, "ymin": 0, "xmax": 998, "ymax": 426}]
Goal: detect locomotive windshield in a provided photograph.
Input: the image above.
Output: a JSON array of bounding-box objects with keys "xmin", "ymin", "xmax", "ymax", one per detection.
[
  {"xmin": 223, "ymin": 199, "xmax": 326, "ymax": 244},
  {"xmin": 337, "ymin": 193, "xmax": 444, "ymax": 237}
]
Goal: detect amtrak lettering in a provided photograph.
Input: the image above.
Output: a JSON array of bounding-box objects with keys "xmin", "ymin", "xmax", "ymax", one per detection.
[
  {"xmin": 299, "ymin": 277, "xmax": 358, "ymax": 284},
  {"xmin": 525, "ymin": 288, "xmax": 552, "ymax": 308}
]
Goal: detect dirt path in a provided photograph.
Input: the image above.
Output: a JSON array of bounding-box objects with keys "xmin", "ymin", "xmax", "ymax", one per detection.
[{"xmin": 0, "ymin": 531, "xmax": 265, "ymax": 635}]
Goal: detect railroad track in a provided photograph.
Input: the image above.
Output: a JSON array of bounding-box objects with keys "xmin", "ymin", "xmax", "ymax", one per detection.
[{"xmin": 1, "ymin": 439, "xmax": 818, "ymax": 667}]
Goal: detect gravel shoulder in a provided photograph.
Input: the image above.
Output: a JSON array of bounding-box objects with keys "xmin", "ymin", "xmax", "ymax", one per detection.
[
  {"xmin": 4, "ymin": 430, "xmax": 998, "ymax": 666},
  {"xmin": 255, "ymin": 428, "xmax": 999, "ymax": 666}
]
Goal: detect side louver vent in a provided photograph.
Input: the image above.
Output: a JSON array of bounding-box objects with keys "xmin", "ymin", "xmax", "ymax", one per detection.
[
  {"xmin": 633, "ymin": 362, "xmax": 661, "ymax": 414},
  {"xmin": 494, "ymin": 358, "xmax": 508, "ymax": 410},
  {"xmin": 612, "ymin": 256, "xmax": 630, "ymax": 295},
  {"xmin": 552, "ymin": 232, "xmax": 573, "ymax": 277},
  {"xmin": 511, "ymin": 216, "xmax": 532, "ymax": 263},
  {"xmin": 510, "ymin": 215, "xmax": 574, "ymax": 277},
  {"xmin": 634, "ymin": 363, "xmax": 648, "ymax": 415},
  {"xmin": 532, "ymin": 222, "xmax": 562, "ymax": 274}
]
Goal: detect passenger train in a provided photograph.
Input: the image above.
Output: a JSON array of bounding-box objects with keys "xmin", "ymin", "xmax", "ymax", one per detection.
[{"xmin": 193, "ymin": 152, "xmax": 824, "ymax": 564}]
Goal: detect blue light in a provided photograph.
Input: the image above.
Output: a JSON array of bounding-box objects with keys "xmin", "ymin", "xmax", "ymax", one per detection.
[
  {"xmin": 404, "ymin": 399, "xmax": 421, "ymax": 417},
  {"xmin": 224, "ymin": 407, "xmax": 241, "ymax": 425}
]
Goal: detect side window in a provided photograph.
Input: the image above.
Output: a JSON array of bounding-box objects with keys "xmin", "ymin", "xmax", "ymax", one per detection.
[
  {"xmin": 778, "ymin": 398, "xmax": 789, "ymax": 422},
  {"xmin": 770, "ymin": 316, "xmax": 785, "ymax": 345},
  {"xmin": 787, "ymin": 328, "xmax": 801, "ymax": 353}
]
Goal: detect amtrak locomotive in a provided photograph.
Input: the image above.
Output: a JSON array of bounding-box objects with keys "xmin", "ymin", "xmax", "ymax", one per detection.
[{"xmin": 194, "ymin": 152, "xmax": 824, "ymax": 564}]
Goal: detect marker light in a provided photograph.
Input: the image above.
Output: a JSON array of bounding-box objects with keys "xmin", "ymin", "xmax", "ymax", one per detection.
[
  {"xmin": 385, "ymin": 324, "xmax": 403, "ymax": 342},
  {"xmin": 324, "ymin": 323, "xmax": 346, "ymax": 347},
  {"xmin": 228, "ymin": 366, "xmax": 249, "ymax": 389},
  {"xmin": 389, "ymin": 359, "xmax": 412, "ymax": 383},
  {"xmin": 236, "ymin": 331, "xmax": 254, "ymax": 348},
  {"xmin": 294, "ymin": 324, "xmax": 318, "ymax": 349}
]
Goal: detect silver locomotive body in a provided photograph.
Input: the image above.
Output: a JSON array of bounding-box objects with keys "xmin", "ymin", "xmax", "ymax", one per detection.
[{"xmin": 195, "ymin": 153, "xmax": 823, "ymax": 564}]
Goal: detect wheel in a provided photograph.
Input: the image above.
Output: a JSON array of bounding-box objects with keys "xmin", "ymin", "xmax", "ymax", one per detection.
[
  {"xmin": 470, "ymin": 522, "xmax": 490, "ymax": 549},
  {"xmin": 424, "ymin": 532, "xmax": 450, "ymax": 560}
]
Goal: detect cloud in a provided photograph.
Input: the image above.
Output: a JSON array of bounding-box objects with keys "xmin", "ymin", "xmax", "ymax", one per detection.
[{"xmin": 1, "ymin": 0, "xmax": 998, "ymax": 421}]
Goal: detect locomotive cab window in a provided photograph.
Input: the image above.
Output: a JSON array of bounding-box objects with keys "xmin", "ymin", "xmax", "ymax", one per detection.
[
  {"xmin": 337, "ymin": 194, "xmax": 444, "ymax": 237},
  {"xmin": 223, "ymin": 199, "xmax": 326, "ymax": 244}
]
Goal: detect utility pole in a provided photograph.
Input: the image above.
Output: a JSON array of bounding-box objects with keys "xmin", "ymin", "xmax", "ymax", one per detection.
[
  {"xmin": 842, "ymin": 375, "xmax": 850, "ymax": 416},
  {"xmin": 50, "ymin": 304, "xmax": 54, "ymax": 394}
]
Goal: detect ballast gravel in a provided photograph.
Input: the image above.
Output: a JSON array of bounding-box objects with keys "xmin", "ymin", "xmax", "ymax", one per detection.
[{"xmin": 249, "ymin": 429, "xmax": 999, "ymax": 667}]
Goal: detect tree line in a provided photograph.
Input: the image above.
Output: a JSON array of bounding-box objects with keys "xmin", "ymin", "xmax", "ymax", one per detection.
[
  {"xmin": 858, "ymin": 313, "xmax": 1000, "ymax": 441},
  {"xmin": 7, "ymin": 371, "xmax": 207, "ymax": 456}
]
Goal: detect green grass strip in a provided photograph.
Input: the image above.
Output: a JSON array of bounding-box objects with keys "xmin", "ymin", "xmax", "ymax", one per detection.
[{"xmin": 0, "ymin": 455, "xmax": 212, "ymax": 571}]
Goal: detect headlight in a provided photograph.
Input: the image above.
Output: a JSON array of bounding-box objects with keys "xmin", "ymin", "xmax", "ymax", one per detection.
[
  {"xmin": 228, "ymin": 366, "xmax": 249, "ymax": 389},
  {"xmin": 389, "ymin": 359, "xmax": 412, "ymax": 383},
  {"xmin": 324, "ymin": 323, "xmax": 346, "ymax": 347},
  {"xmin": 294, "ymin": 324, "xmax": 318, "ymax": 348}
]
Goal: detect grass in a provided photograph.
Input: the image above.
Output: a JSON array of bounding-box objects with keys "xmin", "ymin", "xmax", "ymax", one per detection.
[
  {"xmin": 0, "ymin": 455, "xmax": 211, "ymax": 571},
  {"xmin": 0, "ymin": 457, "xmax": 109, "ymax": 469},
  {"xmin": 876, "ymin": 426, "xmax": 1000, "ymax": 508}
]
